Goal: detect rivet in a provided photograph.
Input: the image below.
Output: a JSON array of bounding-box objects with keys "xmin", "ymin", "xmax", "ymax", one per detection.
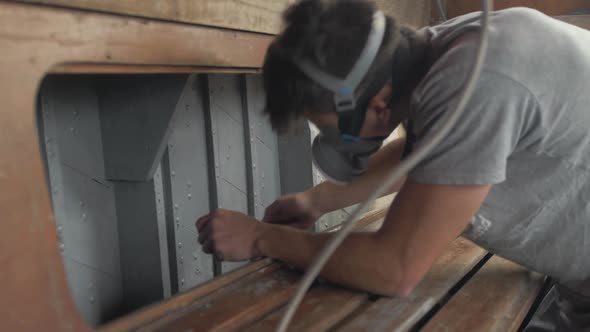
[
  {"xmin": 174, "ymin": 204, "xmax": 179, "ymax": 209},
  {"xmin": 73, "ymin": 110, "xmax": 78, "ymax": 116},
  {"xmin": 171, "ymin": 171, "xmax": 176, "ymax": 177},
  {"xmin": 82, "ymin": 213, "xmax": 87, "ymax": 221},
  {"xmin": 89, "ymin": 296, "xmax": 95, "ymax": 303},
  {"xmin": 70, "ymin": 127, "xmax": 76, "ymax": 133},
  {"xmin": 57, "ymin": 225, "xmax": 63, "ymax": 233},
  {"xmin": 79, "ymin": 201, "xmax": 83, "ymax": 207},
  {"xmin": 188, "ymin": 194, "xmax": 192, "ymax": 199},
  {"xmin": 226, "ymin": 155, "xmax": 230, "ymax": 159},
  {"xmin": 187, "ymin": 181, "xmax": 192, "ymax": 188},
  {"xmin": 180, "ymin": 256, "xmax": 184, "ymax": 262},
  {"xmin": 193, "ymin": 253, "xmax": 198, "ymax": 260},
  {"xmin": 59, "ymin": 243, "xmax": 65, "ymax": 252},
  {"xmin": 178, "ymin": 242, "xmax": 182, "ymax": 248},
  {"xmin": 175, "ymin": 217, "xmax": 180, "ymax": 222},
  {"xmin": 181, "ymin": 279, "xmax": 185, "ymax": 285}
]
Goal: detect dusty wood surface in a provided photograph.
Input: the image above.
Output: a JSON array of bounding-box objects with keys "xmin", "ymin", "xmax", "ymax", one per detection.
[
  {"xmin": 152, "ymin": 266, "xmax": 299, "ymax": 332},
  {"xmin": 101, "ymin": 259, "xmax": 272, "ymax": 331},
  {"xmin": 16, "ymin": 0, "xmax": 433, "ymax": 35},
  {"xmin": 334, "ymin": 237, "xmax": 487, "ymax": 331},
  {"xmin": 105, "ymin": 208, "xmax": 388, "ymax": 331},
  {"xmin": 446, "ymin": 0, "xmax": 590, "ymax": 18},
  {"xmin": 422, "ymin": 255, "xmax": 544, "ymax": 332},
  {"xmin": 243, "ymin": 286, "xmax": 367, "ymax": 332}
]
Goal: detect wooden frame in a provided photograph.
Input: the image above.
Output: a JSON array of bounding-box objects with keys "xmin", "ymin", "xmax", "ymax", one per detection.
[{"xmin": 0, "ymin": 2, "xmax": 271, "ymax": 331}]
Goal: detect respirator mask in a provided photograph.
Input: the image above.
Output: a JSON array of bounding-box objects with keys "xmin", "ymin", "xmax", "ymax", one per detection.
[{"xmin": 294, "ymin": 11, "xmax": 395, "ymax": 184}]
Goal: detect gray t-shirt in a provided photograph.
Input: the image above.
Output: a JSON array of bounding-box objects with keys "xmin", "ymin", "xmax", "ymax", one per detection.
[{"xmin": 406, "ymin": 8, "xmax": 590, "ymax": 285}]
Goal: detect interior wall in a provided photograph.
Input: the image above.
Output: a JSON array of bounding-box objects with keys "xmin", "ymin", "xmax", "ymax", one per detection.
[
  {"xmin": 39, "ymin": 76, "xmax": 123, "ymax": 326},
  {"xmin": 38, "ymin": 73, "xmax": 282, "ymax": 325}
]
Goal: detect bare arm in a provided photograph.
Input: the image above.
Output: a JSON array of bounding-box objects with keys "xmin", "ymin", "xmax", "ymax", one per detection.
[
  {"xmin": 256, "ymin": 181, "xmax": 491, "ymax": 296},
  {"xmin": 309, "ymin": 137, "xmax": 407, "ymax": 214}
]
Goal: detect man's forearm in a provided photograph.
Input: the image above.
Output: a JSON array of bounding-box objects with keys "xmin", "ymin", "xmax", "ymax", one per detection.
[
  {"xmin": 255, "ymin": 222, "xmax": 406, "ymax": 296},
  {"xmin": 309, "ymin": 137, "xmax": 406, "ymax": 214}
]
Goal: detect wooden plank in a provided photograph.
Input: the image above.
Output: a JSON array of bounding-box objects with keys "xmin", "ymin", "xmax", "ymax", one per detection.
[
  {"xmin": 422, "ymin": 255, "xmax": 544, "ymax": 332},
  {"xmin": 153, "ymin": 268, "xmax": 301, "ymax": 332},
  {"xmin": 555, "ymin": 15, "xmax": 590, "ymax": 30},
  {"xmin": 50, "ymin": 64, "xmax": 261, "ymax": 74},
  {"xmin": 446, "ymin": 0, "xmax": 589, "ymax": 18},
  {"xmin": 375, "ymin": 0, "xmax": 432, "ymax": 27},
  {"xmin": 101, "ymin": 259, "xmax": 272, "ymax": 331},
  {"xmin": 18, "ymin": 0, "xmax": 296, "ymax": 34},
  {"xmin": 335, "ymin": 237, "xmax": 487, "ymax": 332},
  {"xmin": 0, "ymin": 2, "xmax": 272, "ymax": 72},
  {"xmin": 17, "ymin": 0, "xmax": 432, "ymax": 35},
  {"xmin": 243, "ymin": 285, "xmax": 367, "ymax": 332}
]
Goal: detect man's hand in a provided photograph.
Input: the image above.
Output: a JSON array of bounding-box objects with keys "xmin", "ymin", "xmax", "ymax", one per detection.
[
  {"xmin": 196, "ymin": 209, "xmax": 263, "ymax": 262},
  {"xmin": 263, "ymin": 192, "xmax": 323, "ymax": 229}
]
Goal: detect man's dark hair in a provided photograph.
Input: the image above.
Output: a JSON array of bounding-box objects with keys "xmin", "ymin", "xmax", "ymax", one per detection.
[{"xmin": 262, "ymin": 0, "xmax": 401, "ymax": 132}]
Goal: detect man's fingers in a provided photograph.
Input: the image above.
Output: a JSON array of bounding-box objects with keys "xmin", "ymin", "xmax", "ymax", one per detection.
[
  {"xmin": 198, "ymin": 223, "xmax": 212, "ymax": 244},
  {"xmin": 202, "ymin": 238, "xmax": 215, "ymax": 254},
  {"xmin": 196, "ymin": 214, "xmax": 212, "ymax": 231},
  {"xmin": 262, "ymin": 201, "xmax": 282, "ymax": 222}
]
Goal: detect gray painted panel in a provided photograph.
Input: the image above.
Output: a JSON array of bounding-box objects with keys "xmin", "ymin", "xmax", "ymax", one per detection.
[
  {"xmin": 245, "ymin": 75, "xmax": 281, "ymax": 219},
  {"xmin": 153, "ymin": 165, "xmax": 172, "ymax": 298},
  {"xmin": 209, "ymin": 74, "xmax": 248, "ymax": 273},
  {"xmin": 42, "ymin": 76, "xmax": 106, "ymax": 180},
  {"xmin": 166, "ymin": 75, "xmax": 214, "ymax": 291},
  {"xmin": 60, "ymin": 165, "xmax": 120, "ymax": 276},
  {"xmin": 113, "ymin": 180, "xmax": 164, "ymax": 312},
  {"xmin": 39, "ymin": 76, "xmax": 123, "ymax": 325},
  {"xmin": 63, "ymin": 257, "xmax": 123, "ymax": 327},
  {"xmin": 97, "ymin": 75, "xmax": 187, "ymax": 181},
  {"xmin": 277, "ymin": 117, "xmax": 315, "ymax": 195}
]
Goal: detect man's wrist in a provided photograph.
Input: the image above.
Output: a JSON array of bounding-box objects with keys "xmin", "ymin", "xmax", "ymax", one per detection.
[{"xmin": 254, "ymin": 221, "xmax": 272, "ymax": 258}]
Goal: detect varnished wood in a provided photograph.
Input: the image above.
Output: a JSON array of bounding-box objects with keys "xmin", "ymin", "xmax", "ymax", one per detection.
[
  {"xmin": 51, "ymin": 64, "xmax": 261, "ymax": 74},
  {"xmin": 335, "ymin": 237, "xmax": 487, "ymax": 331},
  {"xmin": 421, "ymin": 255, "xmax": 544, "ymax": 332},
  {"xmin": 101, "ymin": 259, "xmax": 272, "ymax": 331},
  {"xmin": 108, "ymin": 209, "xmax": 389, "ymax": 331},
  {"xmin": 18, "ymin": 0, "xmax": 296, "ymax": 34},
  {"xmin": 243, "ymin": 285, "xmax": 367, "ymax": 332},
  {"xmin": 152, "ymin": 268, "xmax": 301, "ymax": 332},
  {"xmin": 446, "ymin": 0, "xmax": 589, "ymax": 18},
  {"xmin": 16, "ymin": 0, "xmax": 433, "ymax": 35}
]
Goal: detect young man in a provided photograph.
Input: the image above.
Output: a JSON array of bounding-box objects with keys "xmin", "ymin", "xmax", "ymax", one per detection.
[{"xmin": 196, "ymin": 0, "xmax": 590, "ymax": 330}]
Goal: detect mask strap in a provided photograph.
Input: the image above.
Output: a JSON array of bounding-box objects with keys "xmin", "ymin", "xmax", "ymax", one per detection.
[{"xmin": 294, "ymin": 11, "xmax": 386, "ymax": 112}]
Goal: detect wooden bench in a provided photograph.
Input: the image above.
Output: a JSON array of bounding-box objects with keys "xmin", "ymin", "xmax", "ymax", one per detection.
[{"xmin": 102, "ymin": 209, "xmax": 546, "ymax": 331}]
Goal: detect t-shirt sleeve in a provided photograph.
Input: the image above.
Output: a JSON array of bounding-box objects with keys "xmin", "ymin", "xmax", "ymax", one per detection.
[{"xmin": 406, "ymin": 70, "xmax": 538, "ymax": 185}]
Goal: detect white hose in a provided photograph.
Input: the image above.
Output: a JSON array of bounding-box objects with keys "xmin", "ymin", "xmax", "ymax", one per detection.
[
  {"xmin": 436, "ymin": 0, "xmax": 448, "ymax": 21},
  {"xmin": 276, "ymin": 1, "xmax": 493, "ymax": 331}
]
